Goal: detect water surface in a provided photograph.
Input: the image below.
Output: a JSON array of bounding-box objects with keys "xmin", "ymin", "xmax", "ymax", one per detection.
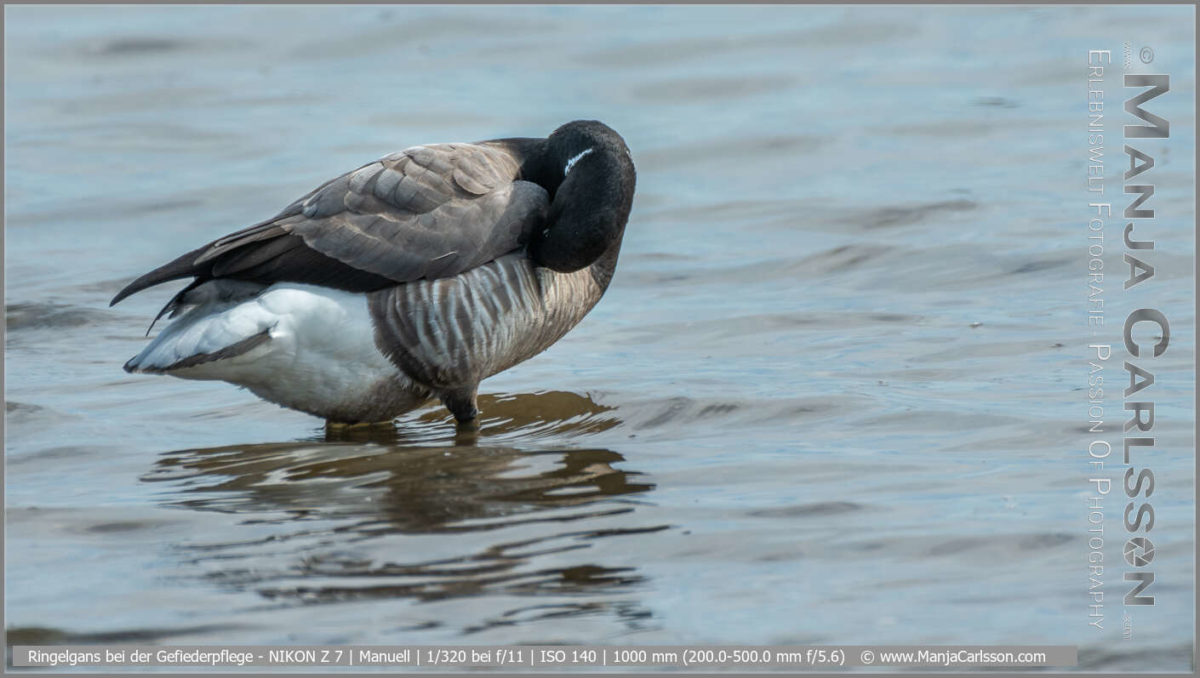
[{"xmin": 5, "ymin": 5, "xmax": 1196, "ymax": 671}]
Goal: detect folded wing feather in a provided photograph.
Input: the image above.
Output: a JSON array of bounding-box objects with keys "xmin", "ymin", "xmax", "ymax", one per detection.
[{"xmin": 110, "ymin": 142, "xmax": 549, "ymax": 307}]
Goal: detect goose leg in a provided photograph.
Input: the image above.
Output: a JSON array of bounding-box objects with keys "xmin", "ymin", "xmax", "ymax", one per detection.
[{"xmin": 441, "ymin": 386, "xmax": 480, "ymax": 428}]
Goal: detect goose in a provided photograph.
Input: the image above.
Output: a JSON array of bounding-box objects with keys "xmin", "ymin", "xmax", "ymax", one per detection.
[{"xmin": 111, "ymin": 120, "xmax": 636, "ymax": 428}]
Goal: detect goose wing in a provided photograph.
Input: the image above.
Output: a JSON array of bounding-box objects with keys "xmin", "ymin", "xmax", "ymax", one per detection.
[{"xmin": 111, "ymin": 142, "xmax": 548, "ymax": 306}]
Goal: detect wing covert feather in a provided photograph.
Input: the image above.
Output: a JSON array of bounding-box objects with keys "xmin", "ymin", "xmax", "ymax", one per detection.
[{"xmin": 111, "ymin": 141, "xmax": 548, "ymax": 306}]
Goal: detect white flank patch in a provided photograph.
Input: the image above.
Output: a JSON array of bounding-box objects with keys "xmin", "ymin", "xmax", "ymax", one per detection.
[
  {"xmin": 563, "ymin": 147, "xmax": 594, "ymax": 176},
  {"xmin": 127, "ymin": 283, "xmax": 404, "ymax": 414}
]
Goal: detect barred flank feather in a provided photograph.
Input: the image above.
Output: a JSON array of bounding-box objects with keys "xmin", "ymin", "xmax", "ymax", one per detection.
[{"xmin": 368, "ymin": 252, "xmax": 605, "ymax": 396}]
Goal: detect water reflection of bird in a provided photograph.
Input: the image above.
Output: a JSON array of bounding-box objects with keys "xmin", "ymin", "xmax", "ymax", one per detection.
[
  {"xmin": 111, "ymin": 121, "xmax": 636, "ymax": 429},
  {"xmin": 143, "ymin": 422, "xmax": 663, "ymax": 626},
  {"xmin": 144, "ymin": 390, "xmax": 641, "ymax": 531},
  {"xmin": 149, "ymin": 443, "xmax": 652, "ymax": 532}
]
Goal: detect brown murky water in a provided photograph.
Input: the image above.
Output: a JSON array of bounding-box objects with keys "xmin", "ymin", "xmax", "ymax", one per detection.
[{"xmin": 5, "ymin": 4, "xmax": 1195, "ymax": 671}]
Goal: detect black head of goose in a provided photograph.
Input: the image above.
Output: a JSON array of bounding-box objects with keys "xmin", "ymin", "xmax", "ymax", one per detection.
[{"xmin": 112, "ymin": 120, "xmax": 636, "ymax": 427}]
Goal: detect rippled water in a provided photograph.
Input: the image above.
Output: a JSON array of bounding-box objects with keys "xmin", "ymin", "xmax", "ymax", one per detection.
[{"xmin": 5, "ymin": 4, "xmax": 1195, "ymax": 671}]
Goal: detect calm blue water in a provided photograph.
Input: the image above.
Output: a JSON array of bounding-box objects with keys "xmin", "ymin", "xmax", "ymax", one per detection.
[{"xmin": 5, "ymin": 4, "xmax": 1195, "ymax": 672}]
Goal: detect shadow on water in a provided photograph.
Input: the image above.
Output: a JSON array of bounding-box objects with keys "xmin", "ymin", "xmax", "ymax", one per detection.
[
  {"xmin": 133, "ymin": 390, "xmax": 665, "ymax": 636},
  {"xmin": 314, "ymin": 390, "xmax": 624, "ymax": 446}
]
